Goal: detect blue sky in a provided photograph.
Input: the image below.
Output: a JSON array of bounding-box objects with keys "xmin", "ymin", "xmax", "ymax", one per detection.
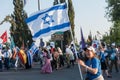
[{"xmin": 0, "ymin": 0, "xmax": 112, "ymax": 43}]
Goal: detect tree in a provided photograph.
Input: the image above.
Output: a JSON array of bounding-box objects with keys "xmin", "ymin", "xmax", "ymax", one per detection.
[
  {"xmin": 106, "ymin": 0, "xmax": 120, "ymax": 21},
  {"xmin": 11, "ymin": 0, "xmax": 33, "ymax": 48},
  {"xmin": 68, "ymin": 0, "xmax": 75, "ymax": 37},
  {"xmin": 106, "ymin": 0, "xmax": 120, "ymax": 44}
]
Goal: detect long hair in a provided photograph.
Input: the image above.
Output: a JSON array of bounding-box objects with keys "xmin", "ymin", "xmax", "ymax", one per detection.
[{"xmin": 85, "ymin": 49, "xmax": 98, "ymax": 61}]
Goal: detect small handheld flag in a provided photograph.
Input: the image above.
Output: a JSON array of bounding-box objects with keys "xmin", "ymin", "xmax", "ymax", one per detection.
[
  {"xmin": 0, "ymin": 31, "xmax": 7, "ymax": 43},
  {"xmin": 80, "ymin": 28, "xmax": 86, "ymax": 49}
]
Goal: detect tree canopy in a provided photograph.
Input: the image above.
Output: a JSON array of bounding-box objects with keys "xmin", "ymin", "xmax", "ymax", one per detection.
[{"xmin": 105, "ymin": 0, "xmax": 120, "ymax": 45}]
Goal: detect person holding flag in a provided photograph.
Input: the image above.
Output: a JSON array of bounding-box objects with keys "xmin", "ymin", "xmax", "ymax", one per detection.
[
  {"xmin": 26, "ymin": 2, "xmax": 83, "ymax": 79},
  {"xmin": 77, "ymin": 46, "xmax": 104, "ymax": 80}
]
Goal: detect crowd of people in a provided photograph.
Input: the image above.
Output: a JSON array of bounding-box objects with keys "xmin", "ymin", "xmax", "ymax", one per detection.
[
  {"xmin": 38, "ymin": 44, "xmax": 76, "ymax": 73},
  {"xmin": 0, "ymin": 43, "xmax": 76, "ymax": 73},
  {"xmin": 0, "ymin": 45, "xmax": 31, "ymax": 71},
  {"xmin": 0, "ymin": 42, "xmax": 120, "ymax": 80}
]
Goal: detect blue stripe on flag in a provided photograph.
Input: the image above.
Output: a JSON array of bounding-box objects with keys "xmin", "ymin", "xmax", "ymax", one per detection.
[
  {"xmin": 33, "ymin": 47, "xmax": 39, "ymax": 54},
  {"xmin": 26, "ymin": 3, "xmax": 70, "ymax": 39},
  {"xmin": 26, "ymin": 3, "xmax": 67, "ymax": 23},
  {"xmin": 27, "ymin": 51, "xmax": 32, "ymax": 66},
  {"xmin": 33, "ymin": 22, "xmax": 70, "ymax": 38},
  {"xmin": 29, "ymin": 43, "xmax": 39, "ymax": 54}
]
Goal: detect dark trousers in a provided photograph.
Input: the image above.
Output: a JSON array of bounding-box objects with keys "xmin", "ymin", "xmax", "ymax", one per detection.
[
  {"xmin": 51, "ymin": 60, "xmax": 57, "ymax": 70},
  {"xmin": 109, "ymin": 60, "xmax": 119, "ymax": 73},
  {"xmin": 59, "ymin": 55, "xmax": 64, "ymax": 67},
  {"xmin": 70, "ymin": 60, "xmax": 74, "ymax": 67},
  {"xmin": 0, "ymin": 60, "xmax": 2, "ymax": 71},
  {"xmin": 4, "ymin": 58, "xmax": 10, "ymax": 70}
]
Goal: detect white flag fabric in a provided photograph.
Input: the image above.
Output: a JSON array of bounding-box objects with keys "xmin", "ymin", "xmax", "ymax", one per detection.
[
  {"xmin": 26, "ymin": 3, "xmax": 70, "ymax": 40},
  {"xmin": 29, "ymin": 43, "xmax": 39, "ymax": 55}
]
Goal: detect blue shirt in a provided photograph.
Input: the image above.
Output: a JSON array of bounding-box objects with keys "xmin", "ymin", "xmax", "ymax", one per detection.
[
  {"xmin": 85, "ymin": 57, "xmax": 101, "ymax": 80},
  {"xmin": 100, "ymin": 52, "xmax": 106, "ymax": 62},
  {"xmin": 105, "ymin": 48, "xmax": 116, "ymax": 60}
]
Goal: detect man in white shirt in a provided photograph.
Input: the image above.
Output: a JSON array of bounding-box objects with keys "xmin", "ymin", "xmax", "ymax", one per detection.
[
  {"xmin": 65, "ymin": 45, "xmax": 74, "ymax": 68},
  {"xmin": 3, "ymin": 47, "xmax": 12, "ymax": 70}
]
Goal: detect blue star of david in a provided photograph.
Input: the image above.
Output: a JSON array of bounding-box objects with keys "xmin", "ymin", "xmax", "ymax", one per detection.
[{"xmin": 42, "ymin": 14, "xmax": 54, "ymax": 25}]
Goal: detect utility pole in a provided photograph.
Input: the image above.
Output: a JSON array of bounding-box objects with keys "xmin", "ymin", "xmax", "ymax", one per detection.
[{"xmin": 38, "ymin": 0, "xmax": 40, "ymax": 10}]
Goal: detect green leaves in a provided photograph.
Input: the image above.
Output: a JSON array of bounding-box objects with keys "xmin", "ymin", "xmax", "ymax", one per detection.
[{"xmin": 105, "ymin": 0, "xmax": 120, "ymax": 45}]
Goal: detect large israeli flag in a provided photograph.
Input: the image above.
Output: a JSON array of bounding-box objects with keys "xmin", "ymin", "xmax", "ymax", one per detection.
[{"xmin": 26, "ymin": 3, "xmax": 70, "ymax": 40}]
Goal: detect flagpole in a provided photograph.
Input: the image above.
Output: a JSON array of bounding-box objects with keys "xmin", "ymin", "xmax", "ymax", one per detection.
[
  {"xmin": 38, "ymin": 0, "xmax": 40, "ymax": 11},
  {"xmin": 69, "ymin": 27, "xmax": 83, "ymax": 80},
  {"xmin": 38, "ymin": 0, "xmax": 43, "ymax": 47}
]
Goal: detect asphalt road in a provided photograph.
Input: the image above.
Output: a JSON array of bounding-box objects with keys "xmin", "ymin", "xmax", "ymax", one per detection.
[{"xmin": 0, "ymin": 63, "xmax": 119, "ymax": 80}]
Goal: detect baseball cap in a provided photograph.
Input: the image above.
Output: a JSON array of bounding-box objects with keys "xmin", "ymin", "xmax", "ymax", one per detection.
[{"xmin": 87, "ymin": 46, "xmax": 95, "ymax": 53}]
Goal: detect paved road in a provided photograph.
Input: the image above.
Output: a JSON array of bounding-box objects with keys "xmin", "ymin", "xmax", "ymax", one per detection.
[{"xmin": 0, "ymin": 63, "xmax": 119, "ymax": 80}]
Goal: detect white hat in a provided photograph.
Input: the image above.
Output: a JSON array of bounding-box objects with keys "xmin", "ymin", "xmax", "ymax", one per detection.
[
  {"xmin": 87, "ymin": 46, "xmax": 95, "ymax": 53},
  {"xmin": 111, "ymin": 43, "xmax": 115, "ymax": 46}
]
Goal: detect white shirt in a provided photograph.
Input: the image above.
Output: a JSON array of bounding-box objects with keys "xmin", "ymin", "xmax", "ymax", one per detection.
[
  {"xmin": 65, "ymin": 48, "xmax": 74, "ymax": 60},
  {"xmin": 66, "ymin": 48, "xmax": 73, "ymax": 54},
  {"xmin": 4, "ymin": 49, "xmax": 12, "ymax": 58},
  {"xmin": 0, "ymin": 49, "xmax": 4, "ymax": 60}
]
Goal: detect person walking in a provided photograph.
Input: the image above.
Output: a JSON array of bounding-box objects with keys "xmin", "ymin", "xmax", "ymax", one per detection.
[
  {"xmin": 41, "ymin": 48, "xmax": 52, "ymax": 74},
  {"xmin": 57, "ymin": 47, "xmax": 64, "ymax": 69},
  {"xmin": 109, "ymin": 44, "xmax": 119, "ymax": 73},
  {"xmin": 3, "ymin": 46, "xmax": 12, "ymax": 70},
  {"xmin": 99, "ymin": 46, "xmax": 112, "ymax": 78},
  {"xmin": 77, "ymin": 46, "xmax": 104, "ymax": 80},
  {"xmin": 53, "ymin": 48, "xmax": 60, "ymax": 70},
  {"xmin": 65, "ymin": 45, "xmax": 72, "ymax": 68}
]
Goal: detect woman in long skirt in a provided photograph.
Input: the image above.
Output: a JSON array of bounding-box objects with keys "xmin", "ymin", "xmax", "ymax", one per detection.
[{"xmin": 41, "ymin": 48, "xmax": 52, "ymax": 74}]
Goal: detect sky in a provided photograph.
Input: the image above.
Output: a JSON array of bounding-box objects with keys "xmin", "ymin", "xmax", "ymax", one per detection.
[{"xmin": 0, "ymin": 0, "xmax": 112, "ymax": 44}]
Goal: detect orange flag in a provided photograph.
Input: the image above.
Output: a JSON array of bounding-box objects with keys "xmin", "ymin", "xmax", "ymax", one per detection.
[{"xmin": 0, "ymin": 31, "xmax": 7, "ymax": 43}]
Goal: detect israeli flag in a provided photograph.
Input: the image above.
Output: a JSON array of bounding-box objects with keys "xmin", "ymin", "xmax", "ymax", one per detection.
[
  {"xmin": 27, "ymin": 51, "xmax": 32, "ymax": 66},
  {"xmin": 29, "ymin": 43, "xmax": 39, "ymax": 55},
  {"xmin": 27, "ymin": 43, "xmax": 38, "ymax": 66},
  {"xmin": 26, "ymin": 3, "xmax": 70, "ymax": 40}
]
